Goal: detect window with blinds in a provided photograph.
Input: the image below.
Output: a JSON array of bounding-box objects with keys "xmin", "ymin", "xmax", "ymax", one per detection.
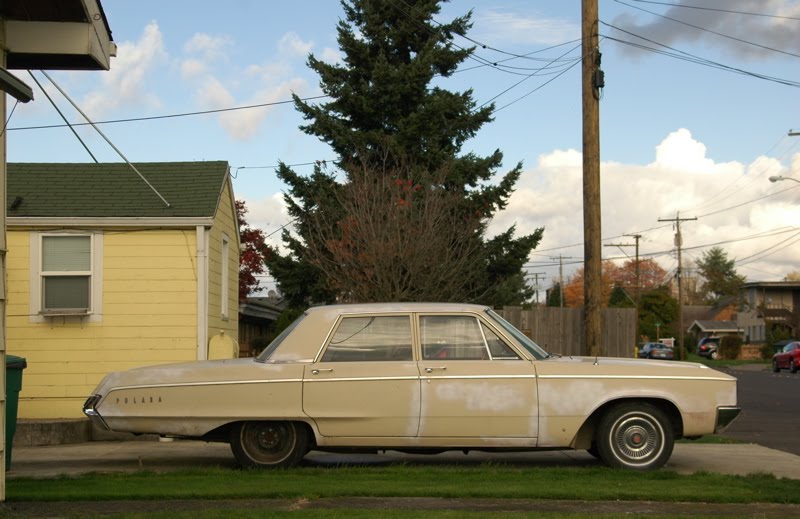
[{"xmin": 41, "ymin": 235, "xmax": 92, "ymax": 312}]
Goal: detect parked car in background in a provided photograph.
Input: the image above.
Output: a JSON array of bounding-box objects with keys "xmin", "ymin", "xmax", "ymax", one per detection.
[
  {"xmin": 697, "ymin": 337, "xmax": 721, "ymax": 359},
  {"xmin": 772, "ymin": 341, "xmax": 800, "ymax": 373},
  {"xmin": 84, "ymin": 303, "xmax": 741, "ymax": 472},
  {"xmin": 639, "ymin": 342, "xmax": 674, "ymax": 360}
]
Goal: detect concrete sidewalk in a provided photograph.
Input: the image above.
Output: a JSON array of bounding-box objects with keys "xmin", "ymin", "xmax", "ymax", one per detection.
[{"xmin": 7, "ymin": 440, "xmax": 800, "ymax": 479}]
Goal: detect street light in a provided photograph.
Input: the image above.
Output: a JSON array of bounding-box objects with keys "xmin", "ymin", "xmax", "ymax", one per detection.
[{"xmin": 769, "ymin": 175, "xmax": 800, "ymax": 184}]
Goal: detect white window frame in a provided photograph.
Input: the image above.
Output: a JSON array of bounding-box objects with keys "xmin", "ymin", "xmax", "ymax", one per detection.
[
  {"xmin": 30, "ymin": 231, "xmax": 103, "ymax": 322},
  {"xmin": 221, "ymin": 233, "xmax": 230, "ymax": 320}
]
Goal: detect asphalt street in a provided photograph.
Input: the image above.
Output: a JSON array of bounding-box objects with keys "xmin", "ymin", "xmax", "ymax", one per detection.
[{"xmin": 720, "ymin": 364, "xmax": 800, "ymax": 455}]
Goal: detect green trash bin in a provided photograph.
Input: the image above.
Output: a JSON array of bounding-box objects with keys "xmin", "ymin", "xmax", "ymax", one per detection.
[{"xmin": 5, "ymin": 354, "xmax": 27, "ymax": 471}]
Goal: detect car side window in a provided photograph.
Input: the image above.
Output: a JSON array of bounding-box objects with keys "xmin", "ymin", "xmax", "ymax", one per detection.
[
  {"xmin": 482, "ymin": 322, "xmax": 521, "ymax": 360},
  {"xmin": 420, "ymin": 315, "xmax": 518, "ymax": 360},
  {"xmin": 321, "ymin": 316, "xmax": 413, "ymax": 362}
]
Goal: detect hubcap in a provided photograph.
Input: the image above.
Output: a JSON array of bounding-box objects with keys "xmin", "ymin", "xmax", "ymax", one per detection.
[{"xmin": 611, "ymin": 413, "xmax": 664, "ymax": 466}]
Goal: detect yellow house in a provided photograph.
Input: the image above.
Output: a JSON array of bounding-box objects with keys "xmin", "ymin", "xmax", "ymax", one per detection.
[{"xmin": 6, "ymin": 161, "xmax": 240, "ymax": 420}]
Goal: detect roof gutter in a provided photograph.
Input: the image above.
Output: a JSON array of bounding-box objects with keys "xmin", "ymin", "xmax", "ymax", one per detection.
[{"xmin": 7, "ymin": 217, "xmax": 215, "ymax": 228}]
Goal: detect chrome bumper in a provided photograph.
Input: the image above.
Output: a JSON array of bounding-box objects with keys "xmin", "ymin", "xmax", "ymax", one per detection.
[
  {"xmin": 714, "ymin": 406, "xmax": 741, "ymax": 433},
  {"xmin": 83, "ymin": 394, "xmax": 110, "ymax": 431}
]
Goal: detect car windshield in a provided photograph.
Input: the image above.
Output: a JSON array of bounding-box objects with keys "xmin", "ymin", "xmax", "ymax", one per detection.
[
  {"xmin": 485, "ymin": 309, "xmax": 549, "ymax": 360},
  {"xmin": 254, "ymin": 313, "xmax": 307, "ymax": 362}
]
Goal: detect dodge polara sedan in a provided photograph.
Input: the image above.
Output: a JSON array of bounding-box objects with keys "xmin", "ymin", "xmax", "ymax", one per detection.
[{"xmin": 84, "ymin": 303, "xmax": 740, "ymax": 471}]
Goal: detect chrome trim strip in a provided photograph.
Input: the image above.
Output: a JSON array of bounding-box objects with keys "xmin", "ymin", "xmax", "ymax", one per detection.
[
  {"xmin": 107, "ymin": 378, "xmax": 303, "ymax": 392},
  {"xmin": 306, "ymin": 374, "xmax": 537, "ymax": 383},
  {"xmin": 304, "ymin": 376, "xmax": 420, "ymax": 383},
  {"xmin": 538, "ymin": 374, "xmax": 732, "ymax": 381}
]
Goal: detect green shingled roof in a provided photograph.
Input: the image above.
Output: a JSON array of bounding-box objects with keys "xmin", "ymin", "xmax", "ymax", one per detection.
[{"xmin": 7, "ymin": 161, "xmax": 230, "ymax": 218}]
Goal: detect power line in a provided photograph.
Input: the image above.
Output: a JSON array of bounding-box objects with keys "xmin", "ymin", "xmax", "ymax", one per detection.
[
  {"xmin": 614, "ymin": 0, "xmax": 800, "ymax": 59},
  {"xmin": 8, "ymin": 94, "xmax": 329, "ymax": 132},
  {"xmin": 601, "ymin": 22, "xmax": 800, "ymax": 88},
  {"xmin": 628, "ymin": 0, "xmax": 800, "ymax": 21}
]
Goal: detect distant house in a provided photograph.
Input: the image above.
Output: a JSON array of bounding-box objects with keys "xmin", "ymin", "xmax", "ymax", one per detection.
[
  {"xmin": 238, "ymin": 295, "xmax": 287, "ymax": 357},
  {"xmin": 737, "ymin": 281, "xmax": 800, "ymax": 343},
  {"xmin": 6, "ymin": 162, "xmax": 240, "ymax": 419},
  {"xmin": 687, "ymin": 320, "xmax": 742, "ymax": 344}
]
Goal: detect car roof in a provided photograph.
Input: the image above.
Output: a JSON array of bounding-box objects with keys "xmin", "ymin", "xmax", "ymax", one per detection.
[{"xmin": 306, "ymin": 302, "xmax": 491, "ymax": 314}]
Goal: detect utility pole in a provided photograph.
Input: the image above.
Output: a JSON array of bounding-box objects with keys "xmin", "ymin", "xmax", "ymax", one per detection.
[
  {"xmin": 605, "ymin": 234, "xmax": 642, "ymax": 301},
  {"xmin": 582, "ymin": 0, "xmax": 603, "ymax": 356},
  {"xmin": 658, "ymin": 213, "xmax": 697, "ymax": 360},
  {"xmin": 549, "ymin": 256, "xmax": 573, "ymax": 307},
  {"xmin": 527, "ymin": 272, "xmax": 547, "ymax": 305}
]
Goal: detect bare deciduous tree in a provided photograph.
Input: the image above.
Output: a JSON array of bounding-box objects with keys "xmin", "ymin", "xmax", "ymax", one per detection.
[{"xmin": 303, "ymin": 159, "xmax": 486, "ymax": 303}]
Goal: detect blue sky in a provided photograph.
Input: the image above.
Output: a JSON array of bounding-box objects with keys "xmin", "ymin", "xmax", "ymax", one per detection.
[{"xmin": 8, "ymin": 0, "xmax": 800, "ymax": 294}]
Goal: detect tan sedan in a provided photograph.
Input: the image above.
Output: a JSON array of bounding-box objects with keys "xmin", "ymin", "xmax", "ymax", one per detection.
[{"xmin": 84, "ymin": 303, "xmax": 740, "ymax": 471}]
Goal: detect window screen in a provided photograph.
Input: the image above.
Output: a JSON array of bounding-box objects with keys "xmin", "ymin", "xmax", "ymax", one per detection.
[{"xmin": 41, "ymin": 235, "xmax": 91, "ymax": 311}]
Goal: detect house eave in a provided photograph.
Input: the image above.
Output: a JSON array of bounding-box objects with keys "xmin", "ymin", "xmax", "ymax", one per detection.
[
  {"xmin": 4, "ymin": 0, "xmax": 116, "ymax": 71},
  {"xmin": 7, "ymin": 217, "xmax": 215, "ymax": 228}
]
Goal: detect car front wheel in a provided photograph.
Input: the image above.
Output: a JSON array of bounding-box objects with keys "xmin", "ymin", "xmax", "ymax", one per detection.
[
  {"xmin": 791, "ymin": 360, "xmax": 798, "ymax": 374},
  {"xmin": 230, "ymin": 421, "xmax": 308, "ymax": 469},
  {"xmin": 595, "ymin": 403, "xmax": 674, "ymax": 471}
]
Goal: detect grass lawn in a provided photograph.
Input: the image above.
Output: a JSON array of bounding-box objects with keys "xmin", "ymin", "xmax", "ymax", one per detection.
[
  {"xmin": 95, "ymin": 510, "xmax": 746, "ymax": 519},
  {"xmin": 7, "ymin": 465, "xmax": 798, "ymax": 505}
]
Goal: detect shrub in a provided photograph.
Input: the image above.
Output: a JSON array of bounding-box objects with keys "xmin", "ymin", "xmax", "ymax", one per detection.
[
  {"xmin": 760, "ymin": 343, "xmax": 775, "ymax": 360},
  {"xmin": 719, "ymin": 335, "xmax": 743, "ymax": 360}
]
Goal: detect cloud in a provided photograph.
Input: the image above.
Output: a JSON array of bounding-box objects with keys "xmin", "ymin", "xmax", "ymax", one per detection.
[
  {"xmin": 474, "ymin": 9, "xmax": 580, "ymax": 45},
  {"xmin": 237, "ymin": 192, "xmax": 291, "ymax": 249},
  {"xmin": 81, "ymin": 21, "xmax": 167, "ymax": 117},
  {"xmin": 321, "ymin": 47, "xmax": 343, "ymax": 64},
  {"xmin": 179, "ymin": 30, "xmax": 314, "ymax": 140},
  {"xmin": 610, "ymin": 0, "xmax": 800, "ymax": 60},
  {"xmin": 184, "ymin": 33, "xmax": 232, "ymax": 60},
  {"xmin": 278, "ymin": 32, "xmax": 313, "ymax": 57},
  {"xmin": 489, "ymin": 128, "xmax": 800, "ymax": 284}
]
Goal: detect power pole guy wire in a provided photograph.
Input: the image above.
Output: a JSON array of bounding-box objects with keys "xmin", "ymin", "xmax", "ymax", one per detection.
[{"xmin": 39, "ymin": 71, "xmax": 171, "ymax": 208}]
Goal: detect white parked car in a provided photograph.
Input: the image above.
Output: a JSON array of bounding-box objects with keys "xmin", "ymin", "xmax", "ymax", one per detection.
[{"xmin": 84, "ymin": 303, "xmax": 740, "ymax": 471}]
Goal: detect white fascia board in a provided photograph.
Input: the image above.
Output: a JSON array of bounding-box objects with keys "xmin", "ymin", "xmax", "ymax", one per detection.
[
  {"xmin": 5, "ymin": 19, "xmax": 116, "ymax": 70},
  {"xmin": 8, "ymin": 217, "xmax": 214, "ymax": 228}
]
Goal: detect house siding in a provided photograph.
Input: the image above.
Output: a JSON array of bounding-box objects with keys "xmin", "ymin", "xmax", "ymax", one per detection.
[
  {"xmin": 6, "ymin": 228, "xmax": 199, "ymax": 419},
  {"xmin": 206, "ymin": 178, "xmax": 239, "ymax": 356}
]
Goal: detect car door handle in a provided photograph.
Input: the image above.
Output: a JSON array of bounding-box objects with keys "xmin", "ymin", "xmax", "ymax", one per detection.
[
  {"xmin": 425, "ymin": 366, "xmax": 446, "ymax": 373},
  {"xmin": 311, "ymin": 368, "xmax": 333, "ymax": 375}
]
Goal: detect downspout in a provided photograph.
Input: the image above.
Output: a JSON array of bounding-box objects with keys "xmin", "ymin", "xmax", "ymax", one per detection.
[{"xmin": 196, "ymin": 226, "xmax": 208, "ymax": 360}]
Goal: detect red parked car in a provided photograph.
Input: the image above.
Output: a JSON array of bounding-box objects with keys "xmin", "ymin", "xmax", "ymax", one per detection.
[{"xmin": 772, "ymin": 341, "xmax": 800, "ymax": 373}]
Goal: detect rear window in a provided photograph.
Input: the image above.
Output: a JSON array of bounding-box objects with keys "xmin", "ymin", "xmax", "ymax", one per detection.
[{"xmin": 255, "ymin": 313, "xmax": 306, "ymax": 362}]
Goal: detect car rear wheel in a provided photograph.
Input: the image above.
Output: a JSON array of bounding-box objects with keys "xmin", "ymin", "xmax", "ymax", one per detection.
[
  {"xmin": 773, "ymin": 360, "xmax": 780, "ymax": 373},
  {"xmin": 230, "ymin": 421, "xmax": 308, "ymax": 469},
  {"xmin": 595, "ymin": 402, "xmax": 674, "ymax": 471},
  {"xmin": 791, "ymin": 360, "xmax": 798, "ymax": 374}
]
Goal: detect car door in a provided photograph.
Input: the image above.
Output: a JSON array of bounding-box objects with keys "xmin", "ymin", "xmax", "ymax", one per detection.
[
  {"xmin": 303, "ymin": 314, "xmax": 421, "ymax": 438},
  {"xmin": 416, "ymin": 313, "xmax": 538, "ymax": 439}
]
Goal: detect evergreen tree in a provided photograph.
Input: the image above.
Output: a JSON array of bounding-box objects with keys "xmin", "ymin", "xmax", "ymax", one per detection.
[
  {"xmin": 608, "ymin": 284, "xmax": 634, "ymax": 308},
  {"xmin": 546, "ymin": 282, "xmax": 563, "ymax": 307},
  {"xmin": 266, "ymin": 0, "xmax": 542, "ymax": 306},
  {"xmin": 696, "ymin": 247, "xmax": 746, "ymax": 305}
]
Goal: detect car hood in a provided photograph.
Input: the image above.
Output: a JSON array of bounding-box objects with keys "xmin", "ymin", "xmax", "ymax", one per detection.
[{"xmin": 537, "ymin": 355, "xmax": 734, "ymax": 380}]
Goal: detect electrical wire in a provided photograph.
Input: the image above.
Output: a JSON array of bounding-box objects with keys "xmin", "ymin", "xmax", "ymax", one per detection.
[
  {"xmin": 601, "ymin": 22, "xmax": 800, "ymax": 88},
  {"xmin": 628, "ymin": 0, "xmax": 800, "ymax": 21},
  {"xmin": 8, "ymin": 94, "xmax": 329, "ymax": 132},
  {"xmin": 0, "ymin": 99, "xmax": 19, "ymax": 139},
  {"xmin": 614, "ymin": 0, "xmax": 800, "ymax": 59}
]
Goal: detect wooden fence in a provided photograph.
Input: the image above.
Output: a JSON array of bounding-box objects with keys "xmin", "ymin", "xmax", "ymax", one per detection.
[{"xmin": 498, "ymin": 307, "xmax": 637, "ymax": 358}]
